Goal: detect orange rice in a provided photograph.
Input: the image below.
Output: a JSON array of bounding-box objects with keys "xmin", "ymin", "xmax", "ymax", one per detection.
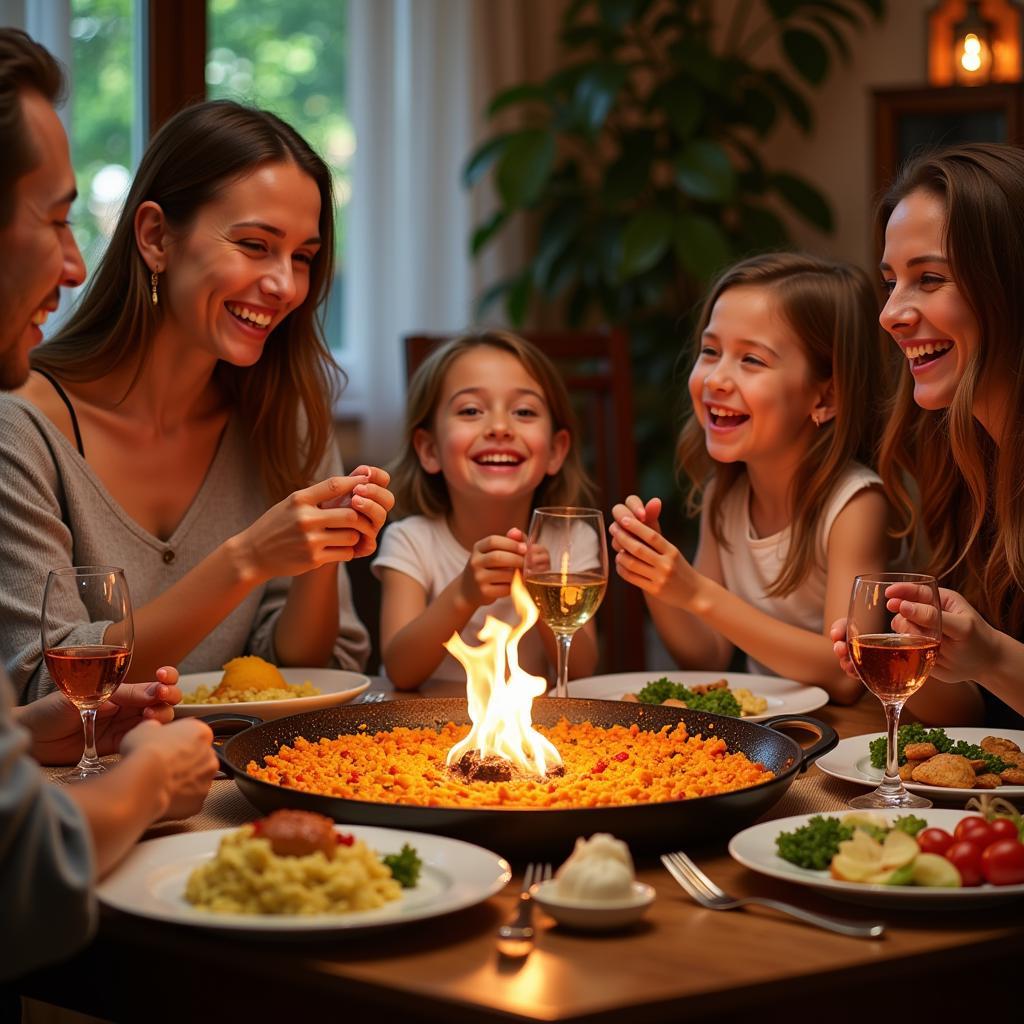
[{"xmin": 245, "ymin": 718, "xmax": 775, "ymax": 809}]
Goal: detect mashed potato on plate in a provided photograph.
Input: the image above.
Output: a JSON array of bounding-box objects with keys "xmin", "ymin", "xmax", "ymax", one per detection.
[{"xmin": 185, "ymin": 814, "xmax": 402, "ymax": 915}]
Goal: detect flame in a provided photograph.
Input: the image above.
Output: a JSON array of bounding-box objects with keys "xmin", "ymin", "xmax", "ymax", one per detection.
[{"xmin": 444, "ymin": 571, "xmax": 562, "ymax": 777}]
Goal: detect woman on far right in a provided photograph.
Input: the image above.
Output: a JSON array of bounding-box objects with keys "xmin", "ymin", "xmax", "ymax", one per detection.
[{"xmin": 831, "ymin": 142, "xmax": 1024, "ymax": 728}]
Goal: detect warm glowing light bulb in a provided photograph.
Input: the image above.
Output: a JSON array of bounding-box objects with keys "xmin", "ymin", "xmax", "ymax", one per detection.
[{"xmin": 961, "ymin": 32, "xmax": 983, "ymax": 71}]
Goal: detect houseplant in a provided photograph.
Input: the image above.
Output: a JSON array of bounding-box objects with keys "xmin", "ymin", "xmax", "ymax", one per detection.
[{"xmin": 464, "ymin": 0, "xmax": 886, "ymax": 502}]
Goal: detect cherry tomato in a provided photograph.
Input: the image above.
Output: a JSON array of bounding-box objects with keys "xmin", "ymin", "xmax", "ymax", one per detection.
[
  {"xmin": 980, "ymin": 838, "xmax": 1024, "ymax": 886},
  {"xmin": 917, "ymin": 827, "xmax": 955, "ymax": 856},
  {"xmin": 988, "ymin": 818, "xmax": 1022, "ymax": 843},
  {"xmin": 945, "ymin": 840, "xmax": 984, "ymax": 886},
  {"xmin": 953, "ymin": 816, "xmax": 995, "ymax": 847}
]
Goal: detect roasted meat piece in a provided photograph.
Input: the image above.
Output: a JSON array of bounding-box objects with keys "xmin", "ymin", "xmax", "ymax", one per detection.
[
  {"xmin": 252, "ymin": 809, "xmax": 339, "ymax": 859},
  {"xmin": 910, "ymin": 753, "xmax": 976, "ymax": 789}
]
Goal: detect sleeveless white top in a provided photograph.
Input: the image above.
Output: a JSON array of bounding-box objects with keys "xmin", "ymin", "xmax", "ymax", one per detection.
[{"xmin": 715, "ymin": 462, "xmax": 881, "ymax": 675}]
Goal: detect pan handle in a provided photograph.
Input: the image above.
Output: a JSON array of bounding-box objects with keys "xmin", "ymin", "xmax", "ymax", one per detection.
[
  {"xmin": 760, "ymin": 714, "xmax": 838, "ymax": 772},
  {"xmin": 198, "ymin": 713, "xmax": 264, "ymax": 779}
]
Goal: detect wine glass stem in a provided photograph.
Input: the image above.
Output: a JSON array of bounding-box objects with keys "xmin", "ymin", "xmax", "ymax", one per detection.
[
  {"xmin": 555, "ymin": 633, "xmax": 573, "ymax": 699},
  {"xmin": 881, "ymin": 699, "xmax": 905, "ymax": 791},
  {"xmin": 79, "ymin": 707, "xmax": 100, "ymax": 770}
]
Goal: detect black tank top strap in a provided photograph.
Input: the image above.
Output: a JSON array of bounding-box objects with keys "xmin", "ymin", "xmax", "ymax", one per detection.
[{"xmin": 34, "ymin": 368, "xmax": 85, "ymax": 459}]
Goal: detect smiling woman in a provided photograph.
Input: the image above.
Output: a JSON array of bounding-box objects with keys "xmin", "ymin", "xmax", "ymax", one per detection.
[
  {"xmin": 842, "ymin": 142, "xmax": 1024, "ymax": 730},
  {"xmin": 0, "ymin": 99, "xmax": 394, "ymax": 704}
]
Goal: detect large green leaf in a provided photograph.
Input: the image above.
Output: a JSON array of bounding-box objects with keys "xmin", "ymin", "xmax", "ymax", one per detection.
[
  {"xmin": 534, "ymin": 203, "xmax": 584, "ymax": 293},
  {"xmin": 772, "ymin": 172, "xmax": 834, "ymax": 231},
  {"xmin": 471, "ymin": 209, "xmax": 508, "ymax": 256},
  {"xmin": 761, "ymin": 70, "xmax": 813, "ymax": 133},
  {"xmin": 808, "ymin": 13, "xmax": 852, "ymax": 62},
  {"xmin": 598, "ymin": 0, "xmax": 640, "ymax": 30},
  {"xmin": 674, "ymin": 140, "xmax": 737, "ymax": 202},
  {"xmin": 782, "ymin": 28, "xmax": 830, "ymax": 85},
  {"xmin": 462, "ymin": 134, "xmax": 512, "ymax": 189},
  {"xmin": 506, "ymin": 272, "xmax": 534, "ymax": 326},
  {"xmin": 673, "ymin": 212, "xmax": 732, "ymax": 282},
  {"xmin": 495, "ymin": 130, "xmax": 556, "ymax": 209},
  {"xmin": 766, "ymin": 0, "xmax": 803, "ymax": 17},
  {"xmin": 475, "ymin": 276, "xmax": 514, "ymax": 319},
  {"xmin": 660, "ymin": 78, "xmax": 702, "ymax": 139},
  {"xmin": 601, "ymin": 135, "xmax": 655, "ymax": 204},
  {"xmin": 739, "ymin": 85, "xmax": 777, "ymax": 136},
  {"xmin": 572, "ymin": 63, "xmax": 628, "ymax": 132},
  {"xmin": 736, "ymin": 203, "xmax": 791, "ymax": 250},
  {"xmin": 620, "ymin": 207, "xmax": 672, "ymax": 278},
  {"xmin": 486, "ymin": 83, "xmax": 551, "ymax": 118},
  {"xmin": 853, "ymin": 0, "xmax": 885, "ymax": 18}
]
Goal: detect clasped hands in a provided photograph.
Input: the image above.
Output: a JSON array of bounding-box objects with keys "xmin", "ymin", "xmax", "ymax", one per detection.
[{"xmin": 609, "ymin": 494, "xmax": 702, "ymax": 609}]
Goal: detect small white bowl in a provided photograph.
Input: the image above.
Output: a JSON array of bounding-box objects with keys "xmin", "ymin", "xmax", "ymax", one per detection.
[{"xmin": 530, "ymin": 878, "xmax": 655, "ymax": 931}]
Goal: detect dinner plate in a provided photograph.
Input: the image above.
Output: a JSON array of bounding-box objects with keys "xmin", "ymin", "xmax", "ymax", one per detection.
[
  {"xmin": 729, "ymin": 809, "xmax": 1024, "ymax": 907},
  {"xmin": 815, "ymin": 728, "xmax": 1024, "ymax": 801},
  {"xmin": 567, "ymin": 670, "xmax": 829, "ymax": 722},
  {"xmin": 174, "ymin": 668, "xmax": 371, "ymax": 721},
  {"xmin": 98, "ymin": 824, "xmax": 512, "ymax": 935}
]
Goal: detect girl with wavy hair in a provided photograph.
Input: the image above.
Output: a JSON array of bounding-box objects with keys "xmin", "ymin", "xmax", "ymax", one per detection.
[{"xmin": 611, "ymin": 252, "xmax": 891, "ymax": 704}]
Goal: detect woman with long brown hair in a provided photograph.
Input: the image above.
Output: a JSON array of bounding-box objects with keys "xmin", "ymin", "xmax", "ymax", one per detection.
[
  {"xmin": 0, "ymin": 100, "xmax": 393, "ymax": 701},
  {"xmin": 832, "ymin": 142, "xmax": 1024, "ymax": 726}
]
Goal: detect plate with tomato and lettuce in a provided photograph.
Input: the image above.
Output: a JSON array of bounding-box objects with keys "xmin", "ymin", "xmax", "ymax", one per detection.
[{"xmin": 728, "ymin": 805, "xmax": 1024, "ymax": 906}]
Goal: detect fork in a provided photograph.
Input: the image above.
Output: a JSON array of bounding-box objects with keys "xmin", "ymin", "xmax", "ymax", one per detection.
[
  {"xmin": 497, "ymin": 862, "xmax": 552, "ymax": 955},
  {"xmin": 661, "ymin": 851, "xmax": 885, "ymax": 939},
  {"xmin": 357, "ymin": 691, "xmax": 386, "ymax": 704}
]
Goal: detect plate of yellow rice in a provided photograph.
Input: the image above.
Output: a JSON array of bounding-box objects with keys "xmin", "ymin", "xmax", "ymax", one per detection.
[{"xmin": 175, "ymin": 655, "xmax": 370, "ymax": 720}]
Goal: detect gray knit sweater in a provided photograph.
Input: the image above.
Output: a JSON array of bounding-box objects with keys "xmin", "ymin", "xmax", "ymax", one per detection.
[{"xmin": 0, "ymin": 395, "xmax": 369, "ymax": 703}]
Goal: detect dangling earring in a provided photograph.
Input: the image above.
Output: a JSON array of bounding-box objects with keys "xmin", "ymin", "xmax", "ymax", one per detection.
[
  {"xmin": 150, "ymin": 270, "xmax": 160, "ymax": 307},
  {"xmin": 812, "ymin": 412, "xmax": 822, "ymax": 428}
]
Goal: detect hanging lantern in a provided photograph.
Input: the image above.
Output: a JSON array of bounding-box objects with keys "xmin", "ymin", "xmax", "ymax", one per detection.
[{"xmin": 928, "ymin": 0, "xmax": 1023, "ymax": 86}]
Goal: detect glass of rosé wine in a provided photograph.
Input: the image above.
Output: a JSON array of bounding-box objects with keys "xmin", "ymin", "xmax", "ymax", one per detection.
[
  {"xmin": 846, "ymin": 572, "xmax": 940, "ymax": 809},
  {"xmin": 41, "ymin": 566, "xmax": 134, "ymax": 782}
]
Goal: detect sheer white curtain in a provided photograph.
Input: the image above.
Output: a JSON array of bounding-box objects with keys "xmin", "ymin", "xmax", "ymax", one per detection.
[{"xmin": 344, "ymin": 0, "xmax": 565, "ymax": 464}]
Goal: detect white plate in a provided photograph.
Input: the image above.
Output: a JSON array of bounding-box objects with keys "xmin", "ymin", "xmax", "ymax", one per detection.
[
  {"xmin": 173, "ymin": 668, "xmax": 370, "ymax": 721},
  {"xmin": 816, "ymin": 728, "xmax": 1024, "ymax": 800},
  {"xmin": 98, "ymin": 824, "xmax": 512, "ymax": 934},
  {"xmin": 729, "ymin": 809, "xmax": 1024, "ymax": 907},
  {"xmin": 568, "ymin": 671, "xmax": 828, "ymax": 722}
]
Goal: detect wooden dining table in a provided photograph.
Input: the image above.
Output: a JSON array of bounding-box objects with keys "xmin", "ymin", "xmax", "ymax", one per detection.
[{"xmin": 18, "ymin": 676, "xmax": 1024, "ymax": 1022}]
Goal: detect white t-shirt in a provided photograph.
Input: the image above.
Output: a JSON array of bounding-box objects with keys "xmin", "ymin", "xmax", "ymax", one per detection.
[
  {"xmin": 372, "ymin": 515, "xmax": 549, "ymax": 683},
  {"xmin": 715, "ymin": 462, "xmax": 882, "ymax": 675}
]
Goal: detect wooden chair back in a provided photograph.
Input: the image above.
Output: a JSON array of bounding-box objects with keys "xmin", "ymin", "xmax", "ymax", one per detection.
[{"xmin": 404, "ymin": 329, "xmax": 646, "ymax": 672}]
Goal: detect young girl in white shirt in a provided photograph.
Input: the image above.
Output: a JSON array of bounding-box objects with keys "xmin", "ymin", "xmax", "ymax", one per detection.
[
  {"xmin": 611, "ymin": 252, "xmax": 891, "ymax": 704},
  {"xmin": 374, "ymin": 331, "xmax": 598, "ymax": 689}
]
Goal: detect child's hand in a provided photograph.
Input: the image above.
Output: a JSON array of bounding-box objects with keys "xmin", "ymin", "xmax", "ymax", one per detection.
[
  {"xmin": 829, "ymin": 617, "xmax": 858, "ymax": 678},
  {"xmin": 458, "ymin": 529, "xmax": 527, "ymax": 610},
  {"xmin": 885, "ymin": 584, "xmax": 999, "ymax": 684},
  {"xmin": 609, "ymin": 496, "xmax": 701, "ymax": 609}
]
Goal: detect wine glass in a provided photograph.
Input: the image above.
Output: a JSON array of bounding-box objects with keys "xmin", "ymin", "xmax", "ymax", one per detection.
[
  {"xmin": 41, "ymin": 566, "xmax": 134, "ymax": 782},
  {"xmin": 846, "ymin": 572, "xmax": 940, "ymax": 810},
  {"xmin": 524, "ymin": 507, "xmax": 608, "ymax": 699}
]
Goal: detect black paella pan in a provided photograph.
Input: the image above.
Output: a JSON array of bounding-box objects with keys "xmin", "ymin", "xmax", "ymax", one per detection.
[{"xmin": 208, "ymin": 698, "xmax": 837, "ymax": 857}]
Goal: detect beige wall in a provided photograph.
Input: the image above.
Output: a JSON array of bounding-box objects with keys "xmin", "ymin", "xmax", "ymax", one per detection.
[{"xmin": 757, "ymin": 0, "xmax": 932, "ymax": 269}]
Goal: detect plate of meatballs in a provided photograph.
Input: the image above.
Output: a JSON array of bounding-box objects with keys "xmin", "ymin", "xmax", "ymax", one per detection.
[{"xmin": 816, "ymin": 729, "xmax": 1024, "ymax": 800}]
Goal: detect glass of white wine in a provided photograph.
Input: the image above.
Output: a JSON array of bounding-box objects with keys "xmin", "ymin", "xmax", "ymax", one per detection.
[
  {"xmin": 846, "ymin": 572, "xmax": 940, "ymax": 810},
  {"xmin": 524, "ymin": 507, "xmax": 608, "ymax": 699},
  {"xmin": 41, "ymin": 566, "xmax": 134, "ymax": 782}
]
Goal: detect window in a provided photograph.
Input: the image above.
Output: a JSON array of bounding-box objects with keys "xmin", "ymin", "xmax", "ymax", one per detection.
[{"xmin": 206, "ymin": 0, "xmax": 353, "ymax": 357}]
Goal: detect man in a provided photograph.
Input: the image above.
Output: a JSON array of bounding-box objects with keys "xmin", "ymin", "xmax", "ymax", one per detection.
[{"xmin": 0, "ymin": 27, "xmax": 218, "ymax": 981}]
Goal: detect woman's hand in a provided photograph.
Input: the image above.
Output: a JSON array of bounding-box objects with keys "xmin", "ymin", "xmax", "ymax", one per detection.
[
  {"xmin": 22, "ymin": 666, "xmax": 182, "ymax": 765},
  {"xmin": 232, "ymin": 466, "xmax": 395, "ymax": 582},
  {"xmin": 609, "ymin": 495, "xmax": 702, "ymax": 609},
  {"xmin": 458, "ymin": 528, "xmax": 526, "ymax": 611},
  {"xmin": 885, "ymin": 583, "xmax": 1000, "ymax": 684},
  {"xmin": 118, "ymin": 716, "xmax": 219, "ymax": 822}
]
